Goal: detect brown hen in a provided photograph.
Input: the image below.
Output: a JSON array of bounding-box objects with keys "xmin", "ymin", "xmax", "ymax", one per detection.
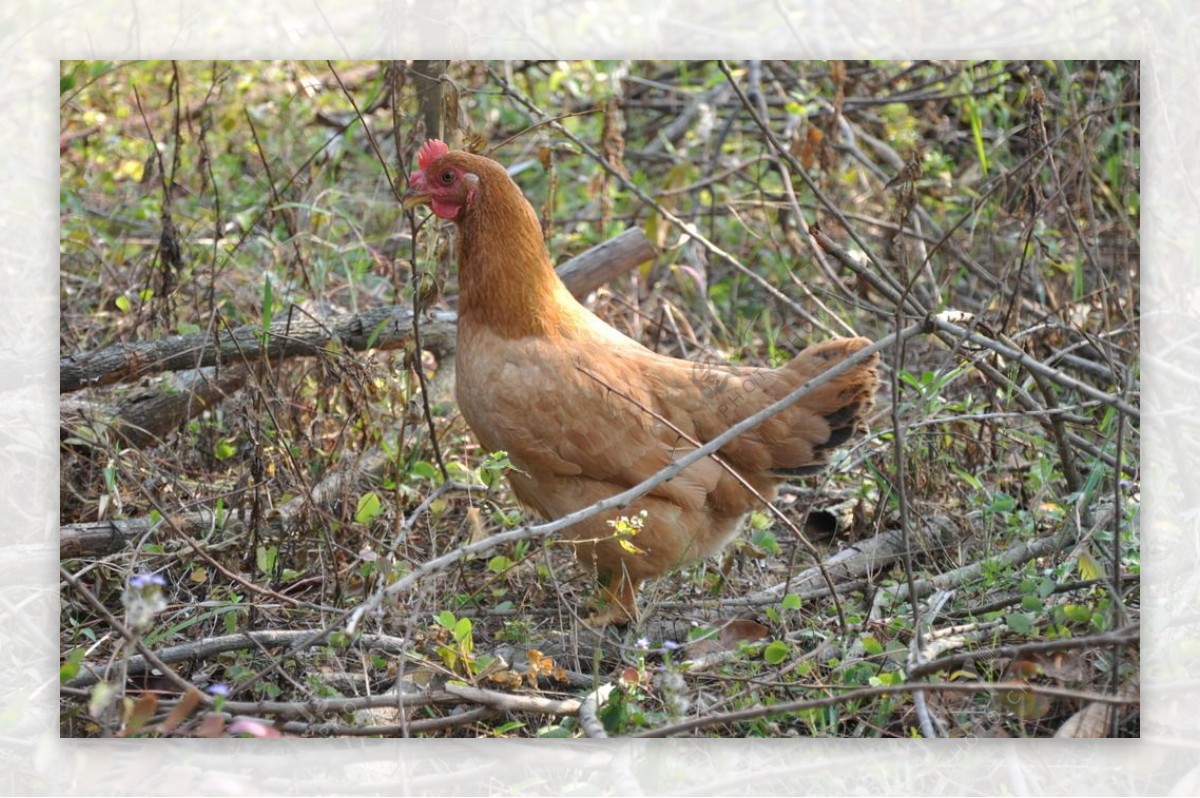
[{"xmin": 403, "ymin": 139, "xmax": 878, "ymax": 625}]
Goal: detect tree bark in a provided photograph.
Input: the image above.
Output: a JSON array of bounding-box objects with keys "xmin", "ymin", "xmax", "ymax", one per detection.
[
  {"xmin": 412, "ymin": 60, "xmax": 453, "ymax": 144},
  {"xmin": 62, "ymin": 364, "xmax": 251, "ymax": 449}
]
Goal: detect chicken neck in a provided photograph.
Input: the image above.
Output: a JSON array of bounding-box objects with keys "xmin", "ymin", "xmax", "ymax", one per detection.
[{"xmin": 454, "ymin": 175, "xmax": 575, "ymax": 339}]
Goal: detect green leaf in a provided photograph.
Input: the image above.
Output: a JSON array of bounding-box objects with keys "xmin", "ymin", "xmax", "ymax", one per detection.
[
  {"xmin": 861, "ymin": 636, "xmax": 884, "ymax": 656},
  {"xmin": 1063, "ymin": 604, "xmax": 1093, "ymax": 623},
  {"xmin": 435, "ymin": 611, "xmax": 457, "ymax": 630},
  {"xmin": 780, "ymin": 594, "xmax": 802, "ymax": 612},
  {"xmin": 748, "ymin": 510, "xmax": 772, "ymax": 531},
  {"xmin": 261, "ymin": 275, "xmax": 274, "ymax": 334},
  {"xmin": 213, "ymin": 438, "xmax": 237, "ymax": 461},
  {"xmin": 986, "ymin": 492, "xmax": 1015, "ymax": 514},
  {"xmin": 487, "ymin": 555, "xmax": 513, "ymax": 574},
  {"xmin": 453, "ymin": 617, "xmax": 473, "ymax": 644},
  {"xmin": 256, "ymin": 545, "xmax": 277, "ymax": 575},
  {"xmin": 114, "ymin": 295, "xmax": 131, "ymax": 313},
  {"xmin": 1077, "ymin": 550, "xmax": 1105, "ymax": 581},
  {"xmin": 763, "ymin": 640, "xmax": 791, "ymax": 665},
  {"xmin": 481, "ymin": 451, "xmax": 512, "ymax": 472},
  {"xmin": 409, "ymin": 460, "xmax": 439, "ymax": 482},
  {"xmin": 60, "ymin": 648, "xmax": 86, "ymax": 683},
  {"xmin": 538, "ymin": 725, "xmax": 573, "ymax": 738},
  {"xmin": 750, "ymin": 529, "xmax": 781, "ymax": 556},
  {"xmin": 354, "ymin": 491, "xmax": 383, "ymax": 525},
  {"xmin": 1005, "ymin": 612, "xmax": 1034, "ymax": 635},
  {"xmin": 952, "ymin": 466, "xmax": 983, "ymax": 491}
]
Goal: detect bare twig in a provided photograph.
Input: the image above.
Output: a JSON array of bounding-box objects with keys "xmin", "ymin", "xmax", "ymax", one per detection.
[
  {"xmin": 64, "ymin": 628, "xmax": 413, "ymax": 689},
  {"xmin": 907, "ymin": 625, "xmax": 1139, "ymax": 680},
  {"xmin": 443, "ymin": 683, "xmax": 583, "ymax": 716},
  {"xmin": 59, "ymin": 566, "xmax": 203, "ymax": 699},
  {"xmin": 933, "ymin": 316, "xmax": 1139, "ymax": 421},
  {"xmin": 633, "ymin": 677, "xmax": 1138, "ymax": 738},
  {"xmin": 577, "ymin": 684, "xmax": 615, "ymax": 738}
]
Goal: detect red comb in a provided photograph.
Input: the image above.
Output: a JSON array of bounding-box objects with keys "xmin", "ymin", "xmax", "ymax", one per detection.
[{"xmin": 417, "ymin": 139, "xmax": 450, "ymax": 170}]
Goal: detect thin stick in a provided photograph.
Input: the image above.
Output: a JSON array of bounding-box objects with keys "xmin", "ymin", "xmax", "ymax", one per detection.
[
  {"xmin": 59, "ymin": 565, "xmax": 203, "ymax": 699},
  {"xmin": 634, "ymin": 673, "xmax": 1138, "ymax": 738},
  {"xmin": 933, "ymin": 317, "xmax": 1139, "ymax": 420}
]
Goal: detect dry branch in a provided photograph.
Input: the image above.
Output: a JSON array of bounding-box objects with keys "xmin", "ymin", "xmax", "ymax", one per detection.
[
  {"xmin": 443, "ymin": 683, "xmax": 583, "ymax": 716},
  {"xmin": 64, "ymin": 628, "xmax": 412, "ymax": 689},
  {"xmin": 59, "ymin": 306, "xmax": 458, "ymax": 394},
  {"xmin": 735, "ymin": 513, "xmax": 958, "ymax": 606},
  {"xmin": 59, "ymin": 227, "xmax": 653, "ymax": 394},
  {"xmin": 61, "ymin": 446, "xmax": 400, "ymax": 559},
  {"xmin": 412, "ymin": 60, "xmax": 454, "ymax": 143},
  {"xmin": 907, "ymin": 624, "xmax": 1139, "ymax": 680},
  {"xmin": 62, "ymin": 364, "xmax": 250, "ymax": 449}
]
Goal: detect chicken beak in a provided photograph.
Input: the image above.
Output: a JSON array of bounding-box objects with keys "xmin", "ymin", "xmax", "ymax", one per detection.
[
  {"xmin": 401, "ymin": 170, "xmax": 432, "ymax": 210},
  {"xmin": 401, "ymin": 190, "xmax": 431, "ymax": 211}
]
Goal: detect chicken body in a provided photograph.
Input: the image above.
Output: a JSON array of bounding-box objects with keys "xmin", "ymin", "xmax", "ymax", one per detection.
[{"xmin": 404, "ymin": 139, "xmax": 879, "ymax": 624}]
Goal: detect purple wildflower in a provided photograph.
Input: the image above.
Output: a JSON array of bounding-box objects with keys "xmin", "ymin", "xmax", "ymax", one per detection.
[{"xmin": 130, "ymin": 572, "xmax": 167, "ymax": 589}]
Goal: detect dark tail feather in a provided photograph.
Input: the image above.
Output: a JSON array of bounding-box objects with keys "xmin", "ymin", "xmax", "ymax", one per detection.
[{"xmin": 770, "ymin": 404, "xmax": 866, "ymax": 477}]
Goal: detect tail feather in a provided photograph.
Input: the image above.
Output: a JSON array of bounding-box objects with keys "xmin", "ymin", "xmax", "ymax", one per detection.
[
  {"xmin": 815, "ymin": 420, "xmax": 857, "ymax": 453},
  {"xmin": 821, "ymin": 402, "xmax": 863, "ymax": 430},
  {"xmin": 769, "ymin": 340, "xmax": 878, "ymax": 478}
]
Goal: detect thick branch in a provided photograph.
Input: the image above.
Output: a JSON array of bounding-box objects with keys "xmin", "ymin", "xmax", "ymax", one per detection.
[
  {"xmin": 62, "ymin": 364, "xmax": 250, "ymax": 449},
  {"xmin": 412, "ymin": 60, "xmax": 453, "ymax": 143},
  {"xmin": 60, "ymin": 228, "xmax": 654, "ymax": 394},
  {"xmin": 731, "ymin": 513, "xmax": 958, "ymax": 606},
  {"xmin": 59, "ymin": 307, "xmax": 458, "ymax": 394}
]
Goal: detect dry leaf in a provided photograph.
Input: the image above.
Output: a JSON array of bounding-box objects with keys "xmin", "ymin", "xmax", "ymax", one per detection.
[
  {"xmin": 119, "ymin": 693, "xmax": 158, "ymax": 737},
  {"xmin": 194, "ymin": 713, "xmax": 225, "ymax": 738},
  {"xmin": 488, "ymin": 670, "xmax": 525, "ymax": 690},
  {"xmin": 466, "ymin": 507, "xmax": 487, "ymax": 545},
  {"xmin": 719, "ymin": 619, "xmax": 770, "ymax": 647},
  {"xmin": 160, "ymin": 687, "xmax": 202, "ymax": 734}
]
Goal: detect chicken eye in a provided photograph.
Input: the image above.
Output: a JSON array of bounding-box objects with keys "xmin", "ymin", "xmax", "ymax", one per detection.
[{"xmin": 439, "ymin": 169, "xmax": 455, "ymax": 185}]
